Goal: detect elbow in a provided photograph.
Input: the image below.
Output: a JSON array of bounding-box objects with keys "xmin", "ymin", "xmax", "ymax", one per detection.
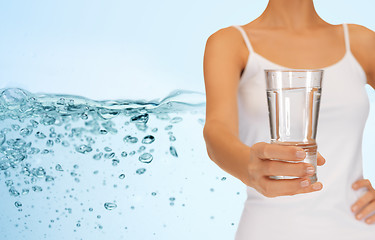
[{"xmin": 203, "ymin": 124, "xmax": 214, "ymax": 160}]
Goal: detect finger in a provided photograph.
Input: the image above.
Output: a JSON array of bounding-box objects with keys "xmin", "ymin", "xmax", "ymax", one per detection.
[
  {"xmin": 253, "ymin": 142, "xmax": 306, "ymax": 162},
  {"xmin": 259, "ymin": 176, "xmax": 322, "ymax": 198},
  {"xmin": 364, "ymin": 213, "xmax": 375, "ymax": 225},
  {"xmin": 351, "ymin": 191, "xmax": 375, "ymax": 213},
  {"xmin": 317, "ymin": 152, "xmax": 325, "ymax": 166},
  {"xmin": 261, "ymin": 160, "xmax": 315, "ymax": 178},
  {"xmin": 352, "ymin": 179, "xmax": 373, "ymax": 191},
  {"xmin": 354, "ymin": 201, "xmax": 375, "ymax": 221}
]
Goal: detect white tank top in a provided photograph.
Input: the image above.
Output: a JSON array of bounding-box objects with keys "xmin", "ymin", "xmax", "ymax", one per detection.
[{"xmin": 232, "ymin": 23, "xmax": 375, "ymax": 239}]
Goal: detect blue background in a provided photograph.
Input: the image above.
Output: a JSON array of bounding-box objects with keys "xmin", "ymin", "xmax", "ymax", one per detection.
[{"xmin": 0, "ymin": 0, "xmax": 374, "ymax": 239}]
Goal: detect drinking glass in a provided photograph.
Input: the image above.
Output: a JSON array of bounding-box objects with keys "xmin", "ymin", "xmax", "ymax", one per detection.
[{"xmin": 265, "ymin": 69, "xmax": 323, "ymax": 184}]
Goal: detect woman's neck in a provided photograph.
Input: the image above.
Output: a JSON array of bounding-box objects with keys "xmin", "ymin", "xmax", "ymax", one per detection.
[{"xmin": 255, "ymin": 0, "xmax": 326, "ymax": 30}]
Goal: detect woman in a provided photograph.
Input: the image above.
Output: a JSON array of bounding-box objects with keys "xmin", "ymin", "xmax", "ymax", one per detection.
[{"xmin": 203, "ymin": 0, "xmax": 375, "ymax": 239}]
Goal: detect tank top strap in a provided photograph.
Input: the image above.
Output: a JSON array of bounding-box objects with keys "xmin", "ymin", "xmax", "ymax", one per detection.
[
  {"xmin": 232, "ymin": 25, "xmax": 255, "ymax": 54},
  {"xmin": 342, "ymin": 23, "xmax": 351, "ymax": 53}
]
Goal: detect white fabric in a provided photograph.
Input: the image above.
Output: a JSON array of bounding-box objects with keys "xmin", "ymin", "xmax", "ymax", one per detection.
[{"xmin": 233, "ymin": 23, "xmax": 375, "ymax": 239}]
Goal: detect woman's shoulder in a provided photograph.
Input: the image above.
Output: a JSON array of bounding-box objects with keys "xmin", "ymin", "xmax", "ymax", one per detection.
[
  {"xmin": 204, "ymin": 25, "xmax": 249, "ymax": 63},
  {"xmin": 206, "ymin": 25, "xmax": 245, "ymax": 46},
  {"xmin": 347, "ymin": 23, "xmax": 375, "ymax": 45}
]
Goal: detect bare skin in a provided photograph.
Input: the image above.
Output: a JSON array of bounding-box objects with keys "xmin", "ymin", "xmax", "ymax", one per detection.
[{"xmin": 203, "ymin": 0, "xmax": 375, "ymax": 224}]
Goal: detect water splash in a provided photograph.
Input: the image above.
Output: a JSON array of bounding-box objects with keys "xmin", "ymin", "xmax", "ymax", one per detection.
[{"xmin": 0, "ymin": 87, "xmax": 206, "ymax": 238}]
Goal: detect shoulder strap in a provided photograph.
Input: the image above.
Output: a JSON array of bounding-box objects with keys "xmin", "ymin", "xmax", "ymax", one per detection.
[
  {"xmin": 342, "ymin": 23, "xmax": 351, "ymax": 52},
  {"xmin": 232, "ymin": 25, "xmax": 254, "ymax": 53}
]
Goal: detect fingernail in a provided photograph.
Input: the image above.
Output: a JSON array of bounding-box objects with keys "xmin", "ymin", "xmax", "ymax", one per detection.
[
  {"xmin": 312, "ymin": 183, "xmax": 322, "ymax": 190},
  {"xmin": 352, "ymin": 183, "xmax": 357, "ymax": 189},
  {"xmin": 357, "ymin": 214, "xmax": 363, "ymax": 220},
  {"xmin": 366, "ymin": 219, "xmax": 372, "ymax": 224},
  {"xmin": 296, "ymin": 151, "xmax": 305, "ymax": 160},
  {"xmin": 301, "ymin": 180, "xmax": 309, "ymax": 187},
  {"xmin": 352, "ymin": 205, "xmax": 358, "ymax": 212},
  {"xmin": 306, "ymin": 167, "xmax": 314, "ymax": 175}
]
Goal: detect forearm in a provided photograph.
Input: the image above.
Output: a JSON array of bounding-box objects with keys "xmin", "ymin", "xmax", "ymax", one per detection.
[{"xmin": 203, "ymin": 120, "xmax": 251, "ymax": 185}]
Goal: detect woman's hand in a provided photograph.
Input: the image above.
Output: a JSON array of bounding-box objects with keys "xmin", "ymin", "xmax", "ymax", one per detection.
[
  {"xmin": 245, "ymin": 142, "xmax": 325, "ymax": 198},
  {"xmin": 351, "ymin": 179, "xmax": 375, "ymax": 224}
]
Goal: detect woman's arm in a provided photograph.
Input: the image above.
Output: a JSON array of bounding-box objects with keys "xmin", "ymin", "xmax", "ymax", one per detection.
[{"xmin": 203, "ymin": 27, "xmax": 251, "ymax": 185}]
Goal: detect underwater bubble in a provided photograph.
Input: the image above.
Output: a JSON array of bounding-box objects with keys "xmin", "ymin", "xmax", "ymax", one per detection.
[
  {"xmin": 61, "ymin": 141, "xmax": 70, "ymax": 147},
  {"xmin": 142, "ymin": 135, "xmax": 155, "ymax": 144},
  {"xmin": 41, "ymin": 149, "xmax": 51, "ymax": 154},
  {"xmin": 11, "ymin": 124, "xmax": 20, "ymax": 131},
  {"xmin": 30, "ymin": 120, "xmax": 39, "ymax": 128},
  {"xmin": 45, "ymin": 176, "xmax": 54, "ymax": 182},
  {"xmin": 104, "ymin": 147, "xmax": 112, "ymax": 152},
  {"xmin": 0, "ymin": 88, "xmax": 27, "ymax": 109},
  {"xmin": 89, "ymin": 208, "xmax": 93, "ymax": 212},
  {"xmin": 169, "ymin": 146, "xmax": 178, "ymax": 157},
  {"xmin": 123, "ymin": 135, "xmax": 138, "ymax": 144},
  {"xmin": 32, "ymin": 186, "xmax": 43, "ymax": 192},
  {"xmin": 169, "ymin": 135, "xmax": 176, "ymax": 142},
  {"xmin": 14, "ymin": 201, "xmax": 22, "ymax": 208},
  {"xmin": 170, "ymin": 117, "xmax": 183, "ymax": 124},
  {"xmin": 156, "ymin": 113, "xmax": 170, "ymax": 120},
  {"xmin": 136, "ymin": 168, "xmax": 146, "ymax": 175},
  {"xmin": 119, "ymin": 174, "xmax": 125, "ymax": 179},
  {"xmin": 73, "ymin": 164, "xmax": 79, "ymax": 169},
  {"xmin": 40, "ymin": 115, "xmax": 56, "ymax": 125},
  {"xmin": 0, "ymin": 132, "xmax": 5, "ymax": 145},
  {"xmin": 80, "ymin": 113, "xmax": 88, "ymax": 120},
  {"xmin": 99, "ymin": 129, "xmax": 108, "ymax": 135},
  {"xmin": 21, "ymin": 188, "xmax": 29, "ymax": 195},
  {"xmin": 112, "ymin": 159, "xmax": 120, "ymax": 166},
  {"xmin": 135, "ymin": 122, "xmax": 147, "ymax": 131},
  {"xmin": 104, "ymin": 152, "xmax": 115, "ymax": 159},
  {"xmin": 165, "ymin": 125, "xmax": 173, "ymax": 130},
  {"xmin": 0, "ymin": 167, "xmax": 12, "ymax": 177},
  {"xmin": 75, "ymin": 144, "xmax": 92, "ymax": 154},
  {"xmin": 169, "ymin": 197, "xmax": 175, "ymax": 201},
  {"xmin": 121, "ymin": 151, "xmax": 128, "ymax": 157},
  {"xmin": 35, "ymin": 131, "xmax": 47, "ymax": 139},
  {"xmin": 4, "ymin": 171, "xmax": 11, "ymax": 178},
  {"xmin": 9, "ymin": 187, "xmax": 20, "ymax": 197},
  {"xmin": 101, "ymin": 121, "xmax": 118, "ymax": 134},
  {"xmin": 130, "ymin": 113, "xmax": 149, "ymax": 123},
  {"xmin": 138, "ymin": 153, "xmax": 153, "ymax": 164},
  {"xmin": 46, "ymin": 140, "xmax": 54, "ymax": 147},
  {"xmin": 152, "ymin": 128, "xmax": 158, "ymax": 132},
  {"xmin": 20, "ymin": 127, "xmax": 33, "ymax": 137},
  {"xmin": 28, "ymin": 147, "xmax": 40, "ymax": 154},
  {"xmin": 97, "ymin": 108, "xmax": 120, "ymax": 120},
  {"xmin": 93, "ymin": 152, "xmax": 103, "ymax": 160},
  {"xmin": 55, "ymin": 164, "xmax": 63, "ymax": 171},
  {"xmin": 138, "ymin": 146, "xmax": 146, "ymax": 152},
  {"xmin": 5, "ymin": 180, "xmax": 13, "ymax": 187},
  {"xmin": 221, "ymin": 177, "xmax": 227, "ymax": 181},
  {"xmin": 32, "ymin": 167, "xmax": 46, "ymax": 178},
  {"xmin": 104, "ymin": 202, "xmax": 117, "ymax": 210},
  {"xmin": 151, "ymin": 192, "xmax": 157, "ymax": 196}
]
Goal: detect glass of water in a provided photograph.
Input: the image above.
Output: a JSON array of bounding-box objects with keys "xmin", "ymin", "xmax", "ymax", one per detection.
[{"xmin": 265, "ymin": 69, "xmax": 323, "ymax": 184}]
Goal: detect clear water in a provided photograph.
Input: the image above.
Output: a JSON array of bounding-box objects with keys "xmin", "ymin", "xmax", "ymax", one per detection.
[
  {"xmin": 267, "ymin": 87, "xmax": 321, "ymax": 183},
  {"xmin": 0, "ymin": 88, "xmax": 245, "ymax": 239}
]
